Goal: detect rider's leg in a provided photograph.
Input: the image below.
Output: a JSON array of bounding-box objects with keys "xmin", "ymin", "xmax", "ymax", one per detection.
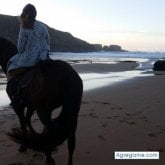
[{"xmin": 6, "ymin": 68, "xmax": 27, "ymax": 107}]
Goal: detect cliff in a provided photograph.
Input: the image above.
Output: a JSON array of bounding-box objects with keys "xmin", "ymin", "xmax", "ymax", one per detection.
[
  {"xmin": 0, "ymin": 14, "xmax": 125, "ymax": 52},
  {"xmin": 0, "ymin": 14, "xmax": 95, "ymax": 52}
]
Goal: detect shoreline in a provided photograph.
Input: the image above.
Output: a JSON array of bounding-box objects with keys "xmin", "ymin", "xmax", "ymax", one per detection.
[
  {"xmin": 0, "ymin": 61, "xmax": 142, "ymax": 106},
  {"xmin": 0, "ymin": 61, "xmax": 165, "ymax": 164},
  {"xmin": 72, "ymin": 60, "xmax": 139, "ymax": 73}
]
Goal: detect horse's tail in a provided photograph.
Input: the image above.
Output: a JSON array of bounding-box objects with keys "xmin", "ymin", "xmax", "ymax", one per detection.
[
  {"xmin": 7, "ymin": 128, "xmax": 56, "ymax": 152},
  {"xmin": 61, "ymin": 71, "xmax": 83, "ymax": 130}
]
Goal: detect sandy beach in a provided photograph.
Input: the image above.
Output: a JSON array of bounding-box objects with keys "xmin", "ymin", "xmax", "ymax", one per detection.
[{"xmin": 0, "ymin": 61, "xmax": 165, "ymax": 165}]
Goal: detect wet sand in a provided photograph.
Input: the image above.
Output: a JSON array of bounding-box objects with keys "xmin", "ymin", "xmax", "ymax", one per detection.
[{"xmin": 0, "ymin": 62, "xmax": 165, "ymax": 165}]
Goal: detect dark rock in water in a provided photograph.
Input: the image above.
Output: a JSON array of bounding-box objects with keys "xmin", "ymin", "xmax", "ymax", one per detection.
[
  {"xmin": 102, "ymin": 44, "xmax": 126, "ymax": 52},
  {"xmin": 153, "ymin": 60, "xmax": 165, "ymax": 71}
]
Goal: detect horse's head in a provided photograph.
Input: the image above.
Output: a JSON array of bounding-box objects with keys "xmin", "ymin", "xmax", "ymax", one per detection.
[{"xmin": 0, "ymin": 37, "xmax": 18, "ymax": 73}]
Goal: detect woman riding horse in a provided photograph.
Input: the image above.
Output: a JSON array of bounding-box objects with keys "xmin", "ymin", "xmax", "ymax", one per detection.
[
  {"xmin": 7, "ymin": 4, "xmax": 50, "ymax": 107},
  {"xmin": 0, "ymin": 38, "xmax": 83, "ymax": 164},
  {"xmin": 0, "ymin": 36, "xmax": 83, "ymax": 164}
]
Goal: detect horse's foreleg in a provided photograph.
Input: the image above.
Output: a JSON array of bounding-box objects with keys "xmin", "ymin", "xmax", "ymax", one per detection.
[
  {"xmin": 67, "ymin": 132, "xmax": 76, "ymax": 165},
  {"xmin": 14, "ymin": 107, "xmax": 27, "ymax": 132},
  {"xmin": 26, "ymin": 108, "xmax": 35, "ymax": 133},
  {"xmin": 13, "ymin": 106, "xmax": 27, "ymax": 152},
  {"xmin": 45, "ymin": 151, "xmax": 55, "ymax": 165},
  {"xmin": 36, "ymin": 108, "xmax": 54, "ymax": 133}
]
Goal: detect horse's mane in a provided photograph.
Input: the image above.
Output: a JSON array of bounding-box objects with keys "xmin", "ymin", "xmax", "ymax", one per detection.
[{"xmin": 0, "ymin": 38, "xmax": 18, "ymax": 73}]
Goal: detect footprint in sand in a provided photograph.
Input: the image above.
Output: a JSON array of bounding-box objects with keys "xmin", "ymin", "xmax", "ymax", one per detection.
[
  {"xmin": 91, "ymin": 101, "xmax": 109, "ymax": 105},
  {"xmin": 98, "ymin": 135, "xmax": 106, "ymax": 141},
  {"xmin": 148, "ymin": 133, "xmax": 157, "ymax": 138},
  {"xmin": 127, "ymin": 121, "xmax": 136, "ymax": 125},
  {"xmin": 148, "ymin": 130, "xmax": 164, "ymax": 138},
  {"xmin": 119, "ymin": 119, "xmax": 136, "ymax": 125},
  {"xmin": 157, "ymin": 148, "xmax": 164, "ymax": 152},
  {"xmin": 82, "ymin": 101, "xmax": 89, "ymax": 104},
  {"xmin": 89, "ymin": 112, "xmax": 98, "ymax": 118},
  {"xmin": 8, "ymin": 163, "xmax": 24, "ymax": 165},
  {"xmin": 0, "ymin": 120, "xmax": 5, "ymax": 124},
  {"xmin": 86, "ymin": 151, "xmax": 91, "ymax": 155},
  {"xmin": 102, "ymin": 102, "xmax": 110, "ymax": 105},
  {"xmin": 102, "ymin": 122, "xmax": 108, "ymax": 128},
  {"xmin": 160, "ymin": 128, "xmax": 165, "ymax": 132},
  {"xmin": 148, "ymin": 148, "xmax": 164, "ymax": 153},
  {"xmin": 125, "ymin": 113, "xmax": 134, "ymax": 116}
]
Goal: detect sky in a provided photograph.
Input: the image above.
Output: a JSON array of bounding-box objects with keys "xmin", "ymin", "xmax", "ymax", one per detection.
[{"xmin": 1, "ymin": 0, "xmax": 165, "ymax": 51}]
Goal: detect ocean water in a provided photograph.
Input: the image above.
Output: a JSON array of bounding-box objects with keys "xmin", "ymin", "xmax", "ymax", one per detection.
[
  {"xmin": 50, "ymin": 51, "xmax": 165, "ymax": 91},
  {"xmin": 51, "ymin": 51, "xmax": 165, "ymax": 70},
  {"xmin": 0, "ymin": 51, "xmax": 165, "ymax": 106}
]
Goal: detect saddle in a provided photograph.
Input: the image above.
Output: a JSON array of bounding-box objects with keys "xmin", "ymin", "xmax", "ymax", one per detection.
[
  {"xmin": 6, "ymin": 60, "xmax": 50, "ymax": 107},
  {"xmin": 6, "ymin": 68, "xmax": 35, "ymax": 107}
]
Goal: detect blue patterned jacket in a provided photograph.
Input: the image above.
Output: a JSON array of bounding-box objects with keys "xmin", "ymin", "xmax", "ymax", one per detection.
[{"xmin": 7, "ymin": 21, "xmax": 50, "ymax": 72}]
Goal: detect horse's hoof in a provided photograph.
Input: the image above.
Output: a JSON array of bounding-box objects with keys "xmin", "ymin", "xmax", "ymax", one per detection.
[
  {"xmin": 18, "ymin": 145, "xmax": 27, "ymax": 152},
  {"xmin": 46, "ymin": 157, "xmax": 55, "ymax": 165},
  {"xmin": 30, "ymin": 129, "xmax": 36, "ymax": 134},
  {"xmin": 68, "ymin": 160, "xmax": 73, "ymax": 165}
]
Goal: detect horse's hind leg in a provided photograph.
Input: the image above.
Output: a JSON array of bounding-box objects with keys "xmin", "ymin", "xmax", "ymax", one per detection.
[
  {"xmin": 67, "ymin": 132, "xmax": 76, "ymax": 165},
  {"xmin": 13, "ymin": 106, "xmax": 27, "ymax": 132},
  {"xmin": 25, "ymin": 107, "xmax": 35, "ymax": 133}
]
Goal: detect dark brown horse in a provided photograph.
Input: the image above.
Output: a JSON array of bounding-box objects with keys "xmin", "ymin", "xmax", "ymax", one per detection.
[{"xmin": 0, "ymin": 37, "xmax": 83, "ymax": 165}]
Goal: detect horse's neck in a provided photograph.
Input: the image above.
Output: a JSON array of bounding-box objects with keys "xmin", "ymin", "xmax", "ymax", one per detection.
[
  {"xmin": 0, "ymin": 54, "xmax": 12, "ymax": 75},
  {"xmin": 0, "ymin": 38, "xmax": 18, "ymax": 74}
]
